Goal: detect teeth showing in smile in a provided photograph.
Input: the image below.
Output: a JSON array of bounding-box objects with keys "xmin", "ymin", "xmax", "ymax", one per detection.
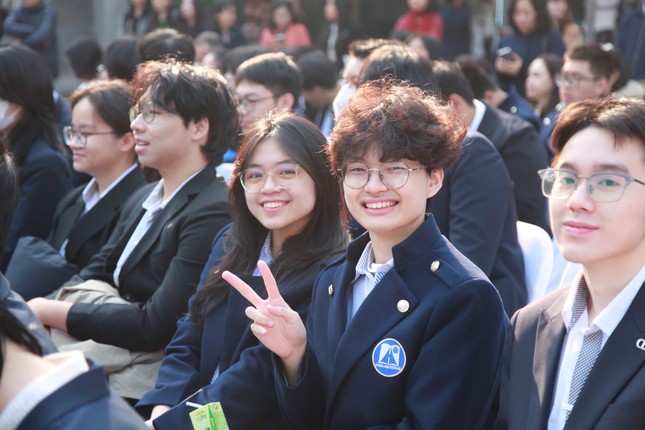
[
  {"xmin": 263, "ymin": 201, "xmax": 286, "ymax": 208},
  {"xmin": 365, "ymin": 201, "xmax": 395, "ymax": 209}
]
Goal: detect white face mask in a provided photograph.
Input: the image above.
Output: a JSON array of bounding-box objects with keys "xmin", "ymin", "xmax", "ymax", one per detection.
[
  {"xmin": 332, "ymin": 82, "xmax": 356, "ymax": 118},
  {"xmin": 0, "ymin": 100, "xmax": 20, "ymax": 131}
]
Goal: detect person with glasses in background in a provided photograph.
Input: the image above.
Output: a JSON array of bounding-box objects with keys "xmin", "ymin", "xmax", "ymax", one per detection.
[
  {"xmin": 222, "ymin": 80, "xmax": 507, "ymax": 429},
  {"xmin": 26, "ymin": 60, "xmax": 235, "ymax": 402},
  {"xmin": 6, "ymin": 80, "xmax": 147, "ymax": 301},
  {"xmin": 137, "ymin": 112, "xmax": 348, "ymax": 429},
  {"xmin": 495, "ymin": 97, "xmax": 645, "ymax": 430},
  {"xmin": 556, "ymin": 44, "xmax": 616, "ymax": 107}
]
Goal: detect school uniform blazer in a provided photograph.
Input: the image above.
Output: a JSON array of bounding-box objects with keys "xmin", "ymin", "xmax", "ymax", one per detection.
[
  {"xmin": 140, "ymin": 225, "xmax": 337, "ymax": 429},
  {"xmin": 431, "ymin": 131, "xmax": 526, "ymax": 317},
  {"xmin": 48, "ymin": 165, "xmax": 147, "ymax": 269},
  {"xmin": 64, "ymin": 166, "xmax": 231, "ymax": 352},
  {"xmin": 477, "ymin": 103, "xmax": 550, "ymax": 232},
  {"xmin": 17, "ymin": 364, "xmax": 148, "ymax": 430},
  {"xmin": 276, "ymin": 215, "xmax": 508, "ymax": 430},
  {"xmin": 495, "ymin": 282, "xmax": 645, "ymax": 430}
]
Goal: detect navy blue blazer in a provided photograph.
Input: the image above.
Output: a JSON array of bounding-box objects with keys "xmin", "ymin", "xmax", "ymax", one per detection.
[
  {"xmin": 64, "ymin": 166, "xmax": 230, "ymax": 352},
  {"xmin": 17, "ymin": 364, "xmax": 147, "ymax": 430},
  {"xmin": 478, "ymin": 104, "xmax": 550, "ymax": 233},
  {"xmin": 2, "ymin": 139, "xmax": 72, "ymax": 270},
  {"xmin": 496, "ymin": 282, "xmax": 645, "ymax": 430},
  {"xmin": 431, "ymin": 131, "xmax": 526, "ymax": 316},
  {"xmin": 139, "ymin": 225, "xmax": 337, "ymax": 429},
  {"xmin": 274, "ymin": 216, "xmax": 508, "ymax": 429}
]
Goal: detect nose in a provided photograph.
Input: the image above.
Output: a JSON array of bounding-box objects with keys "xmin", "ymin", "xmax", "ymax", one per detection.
[
  {"xmin": 363, "ymin": 168, "xmax": 388, "ymax": 193},
  {"xmin": 566, "ymin": 178, "xmax": 594, "ymax": 211},
  {"xmin": 130, "ymin": 113, "xmax": 145, "ymax": 132},
  {"xmin": 260, "ymin": 173, "xmax": 281, "ymax": 193}
]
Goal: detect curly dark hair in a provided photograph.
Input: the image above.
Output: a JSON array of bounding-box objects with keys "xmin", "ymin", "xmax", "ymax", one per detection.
[{"xmin": 329, "ymin": 79, "xmax": 464, "ymax": 174}]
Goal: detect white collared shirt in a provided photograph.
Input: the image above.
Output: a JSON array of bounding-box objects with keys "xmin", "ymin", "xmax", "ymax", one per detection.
[
  {"xmin": 59, "ymin": 163, "xmax": 139, "ymax": 256},
  {"xmin": 0, "ymin": 351, "xmax": 89, "ymax": 430},
  {"xmin": 348, "ymin": 242, "xmax": 393, "ymax": 322},
  {"xmin": 470, "ymin": 99, "xmax": 487, "ymax": 133},
  {"xmin": 112, "ymin": 170, "xmax": 201, "ymax": 286},
  {"xmin": 547, "ymin": 263, "xmax": 645, "ymax": 429}
]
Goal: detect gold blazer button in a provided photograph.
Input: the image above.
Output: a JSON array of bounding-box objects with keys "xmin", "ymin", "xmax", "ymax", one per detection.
[
  {"xmin": 397, "ymin": 300, "xmax": 410, "ymax": 313},
  {"xmin": 430, "ymin": 260, "xmax": 440, "ymax": 272}
]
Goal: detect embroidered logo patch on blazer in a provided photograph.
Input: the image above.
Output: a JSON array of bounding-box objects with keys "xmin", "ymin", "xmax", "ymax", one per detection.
[{"xmin": 372, "ymin": 338, "xmax": 406, "ymax": 377}]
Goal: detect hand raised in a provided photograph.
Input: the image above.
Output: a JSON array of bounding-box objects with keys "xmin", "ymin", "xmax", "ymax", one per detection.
[{"xmin": 222, "ymin": 260, "xmax": 306, "ymax": 378}]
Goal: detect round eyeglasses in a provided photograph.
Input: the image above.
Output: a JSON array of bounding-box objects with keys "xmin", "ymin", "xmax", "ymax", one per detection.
[
  {"xmin": 63, "ymin": 126, "xmax": 117, "ymax": 148},
  {"xmin": 129, "ymin": 101, "xmax": 175, "ymax": 124},
  {"xmin": 555, "ymin": 73, "xmax": 597, "ymax": 89},
  {"xmin": 538, "ymin": 168, "xmax": 645, "ymax": 202},
  {"xmin": 240, "ymin": 163, "xmax": 300, "ymax": 193},
  {"xmin": 340, "ymin": 161, "xmax": 427, "ymax": 190}
]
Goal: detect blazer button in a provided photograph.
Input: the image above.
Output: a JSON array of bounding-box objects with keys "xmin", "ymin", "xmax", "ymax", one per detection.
[
  {"xmin": 397, "ymin": 300, "xmax": 410, "ymax": 313},
  {"xmin": 430, "ymin": 260, "xmax": 440, "ymax": 272},
  {"xmin": 122, "ymin": 293, "xmax": 133, "ymax": 301},
  {"xmin": 328, "ymin": 284, "xmax": 334, "ymax": 296}
]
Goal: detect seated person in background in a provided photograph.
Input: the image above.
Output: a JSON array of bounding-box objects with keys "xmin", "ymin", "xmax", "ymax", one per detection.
[
  {"xmin": 104, "ymin": 35, "xmax": 141, "ymax": 82},
  {"xmin": 0, "ymin": 145, "xmax": 56, "ymax": 355},
  {"xmin": 212, "ymin": 0, "xmax": 246, "ymax": 51},
  {"xmin": 434, "ymin": 61, "xmax": 550, "ymax": 233},
  {"xmin": 27, "ymin": 60, "xmax": 236, "ymax": 400},
  {"xmin": 525, "ymin": 53, "xmax": 564, "ymax": 151},
  {"xmin": 224, "ymin": 79, "xmax": 507, "ymax": 429},
  {"xmin": 259, "ymin": 0, "xmax": 312, "ymax": 51},
  {"xmin": 393, "ymin": 0, "xmax": 443, "ymax": 41},
  {"xmin": 0, "ymin": 300, "xmax": 148, "ymax": 430},
  {"xmin": 138, "ymin": 113, "xmax": 348, "ymax": 429},
  {"xmin": 296, "ymin": 49, "xmax": 339, "ymax": 137},
  {"xmin": 138, "ymin": 28, "xmax": 195, "ymax": 64},
  {"xmin": 7, "ymin": 80, "xmax": 147, "ymax": 301},
  {"xmin": 359, "ymin": 44, "xmax": 526, "ymax": 317},
  {"xmin": 496, "ymin": 97, "xmax": 645, "ymax": 429}
]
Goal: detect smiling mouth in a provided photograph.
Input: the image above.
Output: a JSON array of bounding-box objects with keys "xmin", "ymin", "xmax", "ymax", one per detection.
[
  {"xmin": 364, "ymin": 201, "xmax": 396, "ymax": 209},
  {"xmin": 263, "ymin": 201, "xmax": 286, "ymax": 209}
]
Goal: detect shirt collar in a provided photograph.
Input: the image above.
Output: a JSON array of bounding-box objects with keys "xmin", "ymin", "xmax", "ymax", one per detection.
[
  {"xmin": 470, "ymin": 99, "xmax": 487, "ymax": 132},
  {"xmin": 142, "ymin": 168, "xmax": 201, "ymax": 213},
  {"xmin": 82, "ymin": 163, "xmax": 139, "ymax": 204},
  {"xmin": 353, "ymin": 241, "xmax": 394, "ymax": 282},
  {"xmin": 562, "ymin": 263, "xmax": 645, "ymax": 337}
]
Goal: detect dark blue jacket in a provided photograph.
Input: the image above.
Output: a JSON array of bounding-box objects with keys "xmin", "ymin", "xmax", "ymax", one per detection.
[
  {"xmin": 275, "ymin": 216, "xmax": 507, "ymax": 429},
  {"xmin": 614, "ymin": 7, "xmax": 645, "ymax": 80}
]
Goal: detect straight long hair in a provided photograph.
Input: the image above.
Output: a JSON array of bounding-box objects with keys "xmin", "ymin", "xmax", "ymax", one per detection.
[{"xmin": 191, "ymin": 112, "xmax": 347, "ymax": 324}]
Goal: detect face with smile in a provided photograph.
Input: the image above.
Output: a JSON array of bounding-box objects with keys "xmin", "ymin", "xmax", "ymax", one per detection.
[
  {"xmin": 243, "ymin": 138, "xmax": 316, "ymax": 251},
  {"xmin": 69, "ymin": 97, "xmax": 129, "ymax": 178},
  {"xmin": 342, "ymin": 149, "xmax": 442, "ymax": 247},
  {"xmin": 549, "ymin": 126, "xmax": 645, "ymax": 272},
  {"xmin": 130, "ymin": 94, "xmax": 204, "ymax": 177}
]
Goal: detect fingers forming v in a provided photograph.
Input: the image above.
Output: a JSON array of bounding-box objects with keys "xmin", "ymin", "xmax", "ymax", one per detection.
[{"xmin": 222, "ymin": 270, "xmax": 263, "ymax": 308}]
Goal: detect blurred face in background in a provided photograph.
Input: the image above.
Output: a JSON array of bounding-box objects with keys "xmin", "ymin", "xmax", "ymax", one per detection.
[
  {"xmin": 407, "ymin": 0, "xmax": 429, "ymax": 13},
  {"xmin": 512, "ymin": 0, "xmax": 537, "ymax": 34},
  {"xmin": 526, "ymin": 58, "xmax": 554, "ymax": 105}
]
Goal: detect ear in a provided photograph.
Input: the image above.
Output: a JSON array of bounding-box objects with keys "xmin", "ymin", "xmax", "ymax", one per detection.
[
  {"xmin": 190, "ymin": 116, "xmax": 210, "ymax": 146},
  {"xmin": 118, "ymin": 131, "xmax": 136, "ymax": 154},
  {"xmin": 481, "ymin": 90, "xmax": 496, "ymax": 105},
  {"xmin": 597, "ymin": 77, "xmax": 612, "ymax": 97},
  {"xmin": 275, "ymin": 92, "xmax": 296, "ymax": 111},
  {"xmin": 425, "ymin": 168, "xmax": 444, "ymax": 199},
  {"xmin": 447, "ymin": 93, "xmax": 466, "ymax": 112}
]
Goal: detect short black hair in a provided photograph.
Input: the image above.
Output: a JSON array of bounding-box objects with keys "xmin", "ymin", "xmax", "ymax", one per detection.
[
  {"xmin": 235, "ymin": 52, "xmax": 302, "ymax": 101},
  {"xmin": 0, "ymin": 143, "xmax": 18, "ymax": 258},
  {"xmin": 432, "ymin": 60, "xmax": 475, "ymax": 105},
  {"xmin": 296, "ymin": 50, "xmax": 338, "ymax": 90},
  {"xmin": 566, "ymin": 43, "xmax": 618, "ymax": 81},
  {"xmin": 139, "ymin": 28, "xmax": 196, "ymax": 63},
  {"xmin": 65, "ymin": 36, "xmax": 102, "ymax": 81},
  {"xmin": 348, "ymin": 38, "xmax": 397, "ymax": 60},
  {"xmin": 105, "ymin": 35, "xmax": 141, "ymax": 81},
  {"xmin": 458, "ymin": 63, "xmax": 499, "ymax": 99}
]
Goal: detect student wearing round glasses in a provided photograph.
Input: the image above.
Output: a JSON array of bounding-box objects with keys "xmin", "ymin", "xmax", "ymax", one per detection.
[
  {"xmin": 496, "ymin": 97, "xmax": 645, "ymax": 430},
  {"xmin": 137, "ymin": 112, "xmax": 348, "ymax": 428},
  {"xmin": 7, "ymin": 80, "xmax": 147, "ymax": 301},
  {"xmin": 222, "ymin": 80, "xmax": 508, "ymax": 429}
]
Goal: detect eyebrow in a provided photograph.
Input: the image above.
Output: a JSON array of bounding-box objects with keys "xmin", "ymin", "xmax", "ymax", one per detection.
[
  {"xmin": 558, "ymin": 161, "xmax": 631, "ymax": 174},
  {"xmin": 246, "ymin": 159, "xmax": 295, "ymax": 168}
]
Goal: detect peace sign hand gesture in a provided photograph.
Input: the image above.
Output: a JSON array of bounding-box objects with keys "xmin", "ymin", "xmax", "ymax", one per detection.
[{"xmin": 222, "ymin": 260, "xmax": 307, "ymax": 383}]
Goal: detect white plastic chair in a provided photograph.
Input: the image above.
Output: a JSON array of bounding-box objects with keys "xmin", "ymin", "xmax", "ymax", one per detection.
[{"xmin": 516, "ymin": 221, "xmax": 554, "ymax": 303}]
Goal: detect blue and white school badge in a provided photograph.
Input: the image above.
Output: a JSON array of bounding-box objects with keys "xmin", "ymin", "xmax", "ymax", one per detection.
[{"xmin": 372, "ymin": 338, "xmax": 406, "ymax": 377}]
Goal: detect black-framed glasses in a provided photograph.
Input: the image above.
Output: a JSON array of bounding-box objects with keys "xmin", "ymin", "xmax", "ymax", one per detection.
[
  {"xmin": 555, "ymin": 73, "xmax": 597, "ymax": 88},
  {"xmin": 538, "ymin": 168, "xmax": 645, "ymax": 202},
  {"xmin": 129, "ymin": 101, "xmax": 174, "ymax": 124},
  {"xmin": 63, "ymin": 126, "xmax": 117, "ymax": 148},
  {"xmin": 240, "ymin": 163, "xmax": 300, "ymax": 193},
  {"xmin": 340, "ymin": 161, "xmax": 427, "ymax": 190},
  {"xmin": 237, "ymin": 95, "xmax": 276, "ymax": 113}
]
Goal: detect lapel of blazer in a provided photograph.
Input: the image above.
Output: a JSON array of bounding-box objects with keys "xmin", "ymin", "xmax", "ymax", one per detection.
[
  {"xmin": 564, "ymin": 281, "xmax": 645, "ymax": 429},
  {"xmin": 528, "ymin": 291, "xmax": 567, "ymax": 430},
  {"xmin": 118, "ymin": 167, "xmax": 214, "ymax": 279},
  {"xmin": 327, "ymin": 267, "xmax": 418, "ymax": 407},
  {"xmin": 65, "ymin": 167, "xmax": 146, "ymax": 261},
  {"xmin": 50, "ymin": 188, "xmax": 84, "ymax": 249}
]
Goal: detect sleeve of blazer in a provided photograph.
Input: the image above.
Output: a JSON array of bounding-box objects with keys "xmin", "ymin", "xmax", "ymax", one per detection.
[
  {"xmin": 443, "ymin": 135, "xmax": 514, "ymax": 275},
  {"xmin": 494, "ymin": 310, "xmax": 520, "ymax": 430},
  {"xmin": 3, "ymin": 148, "xmax": 72, "ymax": 269},
  {"xmin": 137, "ymin": 226, "xmax": 231, "ymax": 409},
  {"xmin": 22, "ymin": 4, "xmax": 56, "ymax": 46},
  {"xmin": 66, "ymin": 184, "xmax": 231, "ymax": 351}
]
